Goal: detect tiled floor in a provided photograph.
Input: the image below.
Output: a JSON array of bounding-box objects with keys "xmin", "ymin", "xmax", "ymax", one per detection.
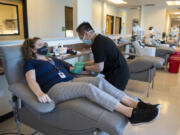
[
  {"xmin": 0, "ymin": 70, "xmax": 180, "ymax": 135},
  {"xmin": 124, "ymin": 70, "xmax": 180, "ymax": 135}
]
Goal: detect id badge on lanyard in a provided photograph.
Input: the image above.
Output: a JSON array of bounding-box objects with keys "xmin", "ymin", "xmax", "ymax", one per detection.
[
  {"xmin": 48, "ymin": 59, "xmax": 67, "ymax": 79},
  {"xmin": 58, "ymin": 71, "xmax": 66, "ymax": 78}
]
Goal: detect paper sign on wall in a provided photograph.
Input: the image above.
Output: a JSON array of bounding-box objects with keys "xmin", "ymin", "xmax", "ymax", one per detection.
[{"xmin": 121, "ymin": 11, "xmax": 126, "ymax": 27}]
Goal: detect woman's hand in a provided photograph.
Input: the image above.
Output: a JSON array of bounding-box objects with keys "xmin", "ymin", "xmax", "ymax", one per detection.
[{"xmin": 37, "ymin": 92, "xmax": 52, "ymax": 103}]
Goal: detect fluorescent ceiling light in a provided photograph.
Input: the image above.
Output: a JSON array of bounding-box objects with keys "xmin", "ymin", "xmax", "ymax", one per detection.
[
  {"xmin": 108, "ymin": 0, "xmax": 127, "ymax": 4},
  {"xmin": 166, "ymin": 1, "xmax": 180, "ymax": 6}
]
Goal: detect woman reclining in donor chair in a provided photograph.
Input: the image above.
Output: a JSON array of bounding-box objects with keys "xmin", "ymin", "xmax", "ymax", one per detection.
[{"xmin": 22, "ymin": 37, "xmax": 161, "ymax": 125}]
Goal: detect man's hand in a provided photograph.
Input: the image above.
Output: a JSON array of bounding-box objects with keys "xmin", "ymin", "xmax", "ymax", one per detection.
[
  {"xmin": 37, "ymin": 92, "xmax": 52, "ymax": 103},
  {"xmin": 86, "ymin": 60, "xmax": 94, "ymax": 66},
  {"xmin": 85, "ymin": 62, "xmax": 104, "ymax": 72},
  {"xmin": 71, "ymin": 62, "xmax": 87, "ymax": 74}
]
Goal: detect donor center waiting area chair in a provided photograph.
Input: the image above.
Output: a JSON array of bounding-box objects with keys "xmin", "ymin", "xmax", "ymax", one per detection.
[{"xmin": 0, "ymin": 45, "xmax": 128, "ymax": 135}]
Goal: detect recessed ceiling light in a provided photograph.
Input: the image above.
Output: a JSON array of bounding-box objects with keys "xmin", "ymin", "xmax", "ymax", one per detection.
[
  {"xmin": 167, "ymin": 1, "xmax": 180, "ymax": 6},
  {"xmin": 108, "ymin": 0, "xmax": 127, "ymax": 4}
]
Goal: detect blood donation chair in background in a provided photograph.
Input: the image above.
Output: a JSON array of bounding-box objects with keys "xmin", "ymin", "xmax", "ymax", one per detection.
[
  {"xmin": 126, "ymin": 55, "xmax": 164, "ymax": 97},
  {"xmin": 132, "ymin": 40, "xmax": 156, "ymax": 57}
]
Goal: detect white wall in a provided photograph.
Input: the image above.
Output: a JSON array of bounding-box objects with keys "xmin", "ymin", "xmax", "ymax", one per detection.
[
  {"xmin": 27, "ymin": 0, "xmax": 139, "ymax": 38},
  {"xmin": 7, "ymin": 0, "xmax": 168, "ymax": 40},
  {"xmin": 73, "ymin": 0, "xmax": 92, "ymax": 37},
  {"xmin": 141, "ymin": 6, "xmax": 166, "ymax": 34},
  {"xmin": 92, "ymin": 0, "xmax": 141, "ymax": 36},
  {"xmin": 126, "ymin": 9, "xmax": 140, "ymax": 34},
  {"xmin": 92, "ymin": 0, "xmax": 103, "ymax": 33},
  {"xmin": 27, "ymin": 0, "xmax": 73, "ymax": 38},
  {"xmin": 103, "ymin": 2, "xmax": 119, "ymax": 34},
  {"xmin": 92, "ymin": 0, "xmax": 120, "ymax": 34},
  {"xmin": 104, "ymin": 2, "xmax": 119, "ymax": 17},
  {"xmin": 77, "ymin": 0, "xmax": 92, "ymax": 25},
  {"xmin": 94, "ymin": 4, "xmax": 169, "ymax": 37}
]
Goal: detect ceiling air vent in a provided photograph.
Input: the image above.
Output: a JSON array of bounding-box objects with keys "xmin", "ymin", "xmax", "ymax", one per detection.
[{"xmin": 144, "ymin": 4, "xmax": 155, "ymax": 6}]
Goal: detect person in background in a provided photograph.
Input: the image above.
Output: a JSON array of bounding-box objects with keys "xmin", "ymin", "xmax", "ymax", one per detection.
[
  {"xmin": 76, "ymin": 22, "xmax": 130, "ymax": 91},
  {"xmin": 170, "ymin": 26, "xmax": 179, "ymax": 40},
  {"xmin": 132, "ymin": 21, "xmax": 143, "ymax": 38},
  {"xmin": 145, "ymin": 26, "xmax": 155, "ymax": 45}
]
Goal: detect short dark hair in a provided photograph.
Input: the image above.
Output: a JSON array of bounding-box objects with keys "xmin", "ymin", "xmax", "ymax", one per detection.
[
  {"xmin": 76, "ymin": 22, "xmax": 94, "ymax": 35},
  {"xmin": 149, "ymin": 26, "xmax": 153, "ymax": 30}
]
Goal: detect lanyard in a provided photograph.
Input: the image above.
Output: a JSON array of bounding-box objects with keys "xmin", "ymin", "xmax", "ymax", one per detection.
[
  {"xmin": 48, "ymin": 59, "xmax": 61, "ymax": 72},
  {"xmin": 47, "ymin": 59, "xmax": 67, "ymax": 78}
]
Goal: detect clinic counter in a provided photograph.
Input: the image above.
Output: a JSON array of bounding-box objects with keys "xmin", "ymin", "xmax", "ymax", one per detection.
[
  {"xmin": 49, "ymin": 43, "xmax": 92, "ymax": 60},
  {"xmin": 56, "ymin": 49, "xmax": 91, "ymax": 60},
  {"xmin": 54, "ymin": 42, "xmax": 128, "ymax": 60}
]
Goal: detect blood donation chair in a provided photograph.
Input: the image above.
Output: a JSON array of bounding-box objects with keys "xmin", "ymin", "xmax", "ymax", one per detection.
[{"xmin": 0, "ymin": 45, "xmax": 128, "ymax": 135}]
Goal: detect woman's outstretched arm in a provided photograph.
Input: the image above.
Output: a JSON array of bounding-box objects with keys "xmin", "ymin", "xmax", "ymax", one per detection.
[{"xmin": 25, "ymin": 70, "xmax": 52, "ymax": 103}]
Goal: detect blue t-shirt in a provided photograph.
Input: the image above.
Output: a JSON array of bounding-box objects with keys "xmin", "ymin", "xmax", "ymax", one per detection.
[{"xmin": 24, "ymin": 58, "xmax": 74, "ymax": 93}]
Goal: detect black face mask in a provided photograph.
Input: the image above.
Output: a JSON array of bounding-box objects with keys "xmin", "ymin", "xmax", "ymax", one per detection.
[{"xmin": 37, "ymin": 46, "xmax": 48, "ymax": 55}]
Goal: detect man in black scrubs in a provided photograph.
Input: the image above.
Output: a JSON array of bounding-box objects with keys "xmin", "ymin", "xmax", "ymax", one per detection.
[{"xmin": 76, "ymin": 22, "xmax": 130, "ymax": 91}]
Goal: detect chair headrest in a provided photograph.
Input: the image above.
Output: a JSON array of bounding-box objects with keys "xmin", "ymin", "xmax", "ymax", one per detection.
[{"xmin": 0, "ymin": 45, "xmax": 24, "ymax": 85}]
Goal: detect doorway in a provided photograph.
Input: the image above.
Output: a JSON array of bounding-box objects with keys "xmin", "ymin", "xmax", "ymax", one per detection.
[
  {"xmin": 166, "ymin": 10, "xmax": 180, "ymax": 43},
  {"xmin": 106, "ymin": 15, "xmax": 114, "ymax": 35},
  {"xmin": 115, "ymin": 17, "xmax": 122, "ymax": 34},
  {"xmin": 65, "ymin": 6, "xmax": 73, "ymax": 37}
]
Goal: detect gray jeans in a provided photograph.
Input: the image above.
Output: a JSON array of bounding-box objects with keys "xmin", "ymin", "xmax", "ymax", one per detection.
[{"xmin": 48, "ymin": 77, "xmax": 126, "ymax": 112}]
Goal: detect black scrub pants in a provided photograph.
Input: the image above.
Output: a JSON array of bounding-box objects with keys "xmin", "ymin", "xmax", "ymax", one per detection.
[{"xmin": 105, "ymin": 67, "xmax": 130, "ymax": 91}]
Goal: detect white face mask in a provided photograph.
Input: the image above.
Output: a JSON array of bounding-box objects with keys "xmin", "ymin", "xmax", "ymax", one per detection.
[
  {"xmin": 82, "ymin": 30, "xmax": 94, "ymax": 45},
  {"xmin": 82, "ymin": 35, "xmax": 92, "ymax": 45}
]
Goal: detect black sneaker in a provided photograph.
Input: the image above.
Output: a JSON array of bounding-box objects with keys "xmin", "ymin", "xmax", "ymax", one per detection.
[
  {"xmin": 129, "ymin": 108, "xmax": 160, "ymax": 125},
  {"xmin": 137, "ymin": 99, "xmax": 161, "ymax": 110}
]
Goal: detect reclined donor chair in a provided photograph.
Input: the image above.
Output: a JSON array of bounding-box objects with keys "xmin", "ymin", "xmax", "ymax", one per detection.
[
  {"xmin": 117, "ymin": 44, "xmax": 164, "ymax": 97},
  {"xmin": 132, "ymin": 40, "xmax": 173, "ymax": 68},
  {"xmin": 0, "ymin": 45, "xmax": 128, "ymax": 135},
  {"xmin": 132, "ymin": 40, "xmax": 156, "ymax": 57},
  {"xmin": 144, "ymin": 43, "xmax": 175, "ymax": 69},
  {"xmin": 155, "ymin": 47, "xmax": 175, "ymax": 69},
  {"xmin": 127, "ymin": 56, "xmax": 164, "ymax": 97}
]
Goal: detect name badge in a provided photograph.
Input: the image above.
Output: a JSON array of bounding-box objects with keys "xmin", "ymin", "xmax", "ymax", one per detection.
[{"xmin": 58, "ymin": 72, "xmax": 66, "ymax": 78}]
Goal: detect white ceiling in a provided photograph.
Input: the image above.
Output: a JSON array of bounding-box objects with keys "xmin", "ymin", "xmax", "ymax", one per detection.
[{"xmin": 104, "ymin": 0, "xmax": 180, "ymax": 8}]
